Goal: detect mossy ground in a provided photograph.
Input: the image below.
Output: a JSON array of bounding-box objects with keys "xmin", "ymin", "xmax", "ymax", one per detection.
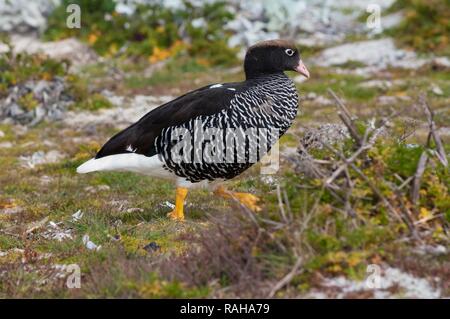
[
  {"xmin": 1, "ymin": 0, "xmax": 449, "ymax": 296},
  {"xmin": 1, "ymin": 52, "xmax": 448, "ymax": 297}
]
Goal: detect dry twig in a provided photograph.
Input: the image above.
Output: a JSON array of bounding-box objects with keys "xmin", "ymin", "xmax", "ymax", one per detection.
[
  {"xmin": 420, "ymin": 95, "xmax": 448, "ymax": 167},
  {"xmin": 267, "ymin": 256, "xmax": 303, "ymax": 298},
  {"xmin": 410, "ymin": 151, "xmax": 429, "ymax": 206},
  {"xmin": 328, "ymin": 89, "xmax": 362, "ymax": 146}
]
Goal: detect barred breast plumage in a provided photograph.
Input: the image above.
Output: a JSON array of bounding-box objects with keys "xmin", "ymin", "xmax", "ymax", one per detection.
[
  {"xmin": 156, "ymin": 73, "xmax": 299, "ymax": 183},
  {"xmin": 76, "ymin": 39, "xmax": 310, "ymax": 220}
]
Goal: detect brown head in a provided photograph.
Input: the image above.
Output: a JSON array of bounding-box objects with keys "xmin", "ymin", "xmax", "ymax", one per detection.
[{"xmin": 244, "ymin": 39, "xmax": 310, "ymax": 80}]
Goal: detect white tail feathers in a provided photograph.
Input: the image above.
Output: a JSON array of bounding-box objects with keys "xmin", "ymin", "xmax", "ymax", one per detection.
[
  {"xmin": 77, "ymin": 158, "xmax": 101, "ymax": 173},
  {"xmin": 76, "ymin": 154, "xmax": 170, "ymax": 178}
]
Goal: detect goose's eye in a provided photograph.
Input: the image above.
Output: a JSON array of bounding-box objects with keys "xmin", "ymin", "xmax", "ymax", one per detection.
[{"xmin": 285, "ymin": 49, "xmax": 295, "ymax": 56}]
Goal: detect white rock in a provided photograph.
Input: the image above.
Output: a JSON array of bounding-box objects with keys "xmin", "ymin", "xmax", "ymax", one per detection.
[
  {"xmin": 414, "ymin": 244, "xmax": 447, "ymax": 256},
  {"xmin": 20, "ymin": 150, "xmax": 64, "ymax": 168},
  {"xmin": 381, "ymin": 11, "xmax": 404, "ymax": 30},
  {"xmin": 294, "ymin": 75, "xmax": 308, "ymax": 84},
  {"xmin": 126, "ymin": 207, "xmax": 144, "ymax": 213},
  {"xmin": 359, "ymin": 80, "xmax": 393, "ymax": 89},
  {"xmin": 162, "ymin": 201, "xmax": 176, "ymax": 209},
  {"xmin": 430, "ymin": 84, "xmax": 443, "ymax": 96},
  {"xmin": 313, "ymin": 38, "xmax": 427, "ymax": 71},
  {"xmin": 42, "ymin": 221, "xmax": 73, "ymax": 241},
  {"xmin": 115, "ymin": 2, "xmax": 135, "ymax": 15},
  {"xmin": 71, "ymin": 210, "xmax": 84, "ymax": 222},
  {"xmin": 319, "ymin": 266, "xmax": 441, "ymax": 299},
  {"xmin": 377, "ymin": 95, "xmax": 411, "ymax": 105},
  {"xmin": 63, "ymin": 95, "xmax": 174, "ymax": 129},
  {"xmin": 312, "ymin": 95, "xmax": 334, "ymax": 106},
  {"xmin": 226, "ymin": 0, "xmax": 399, "ymax": 49},
  {"xmin": 191, "ymin": 17, "xmax": 206, "ymax": 28},
  {"xmin": 0, "ymin": 142, "xmax": 12, "ymax": 148},
  {"xmin": 304, "ymin": 92, "xmax": 318, "ymax": 100},
  {"xmin": 5, "ymin": 35, "xmax": 98, "ymax": 71},
  {"xmin": 82, "ymin": 234, "xmax": 101, "ymax": 251},
  {"xmin": 0, "ymin": 0, "xmax": 60, "ymax": 32},
  {"xmin": 431, "ymin": 57, "xmax": 450, "ymax": 69},
  {"xmin": 84, "ymin": 185, "xmax": 111, "ymax": 193}
]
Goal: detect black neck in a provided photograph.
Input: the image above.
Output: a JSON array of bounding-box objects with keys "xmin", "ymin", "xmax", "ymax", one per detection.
[
  {"xmin": 245, "ymin": 69, "xmax": 285, "ymax": 80},
  {"xmin": 244, "ymin": 55, "xmax": 285, "ymax": 79},
  {"xmin": 245, "ymin": 70, "xmax": 286, "ymax": 81}
]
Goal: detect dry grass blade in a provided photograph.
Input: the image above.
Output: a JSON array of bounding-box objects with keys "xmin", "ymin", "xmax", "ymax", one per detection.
[
  {"xmin": 267, "ymin": 256, "xmax": 303, "ymax": 298},
  {"xmin": 420, "ymin": 95, "xmax": 448, "ymax": 167},
  {"xmin": 410, "ymin": 151, "xmax": 429, "ymax": 206},
  {"xmin": 328, "ymin": 88, "xmax": 362, "ymax": 146},
  {"xmin": 276, "ymin": 184, "xmax": 288, "ymax": 223}
]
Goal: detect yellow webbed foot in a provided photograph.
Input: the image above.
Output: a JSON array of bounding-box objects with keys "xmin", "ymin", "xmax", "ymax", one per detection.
[
  {"xmin": 167, "ymin": 209, "xmax": 185, "ymax": 221},
  {"xmin": 214, "ymin": 186, "xmax": 262, "ymax": 212},
  {"xmin": 231, "ymin": 192, "xmax": 262, "ymax": 212},
  {"xmin": 167, "ymin": 187, "xmax": 188, "ymax": 221}
]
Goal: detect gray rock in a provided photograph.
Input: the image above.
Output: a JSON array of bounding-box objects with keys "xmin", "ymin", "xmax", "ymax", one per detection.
[
  {"xmin": 226, "ymin": 0, "xmax": 397, "ymax": 49},
  {"xmin": 299, "ymin": 124, "xmax": 350, "ymax": 155},
  {"xmin": 63, "ymin": 94, "xmax": 174, "ymax": 129},
  {"xmin": 359, "ymin": 80, "xmax": 393, "ymax": 90},
  {"xmin": 3, "ymin": 35, "xmax": 98, "ymax": 71},
  {"xmin": 313, "ymin": 38, "xmax": 427, "ymax": 71},
  {"xmin": 381, "ymin": 11, "xmax": 404, "ymax": 30},
  {"xmin": 430, "ymin": 84, "xmax": 443, "ymax": 96},
  {"xmin": 0, "ymin": 0, "xmax": 60, "ymax": 33},
  {"xmin": 0, "ymin": 141, "xmax": 13, "ymax": 148},
  {"xmin": 377, "ymin": 95, "xmax": 411, "ymax": 105},
  {"xmin": 20, "ymin": 150, "xmax": 65, "ymax": 168},
  {"xmin": 315, "ymin": 266, "xmax": 441, "ymax": 299},
  {"xmin": 431, "ymin": 57, "xmax": 450, "ymax": 69},
  {"xmin": 0, "ymin": 77, "xmax": 74, "ymax": 125}
]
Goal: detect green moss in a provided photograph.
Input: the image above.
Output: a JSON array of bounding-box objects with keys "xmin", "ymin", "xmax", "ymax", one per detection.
[
  {"xmin": 119, "ymin": 235, "xmax": 148, "ymax": 256},
  {"xmin": 0, "ymin": 40, "xmax": 115, "ymax": 112},
  {"xmin": 279, "ymin": 133, "xmax": 298, "ymax": 148},
  {"xmin": 72, "ymin": 93, "xmax": 113, "ymax": 111},
  {"xmin": 335, "ymin": 60, "xmax": 368, "ymax": 69},
  {"xmin": 0, "ymin": 43, "xmax": 68, "ymax": 98},
  {"xmin": 386, "ymin": 0, "xmax": 450, "ymax": 55},
  {"xmin": 0, "ymin": 235, "xmax": 22, "ymax": 251},
  {"xmin": 138, "ymin": 279, "xmax": 209, "ymax": 298},
  {"xmin": 17, "ymin": 93, "xmax": 39, "ymax": 111},
  {"xmin": 299, "ymin": 69, "xmax": 377, "ymax": 102},
  {"xmin": 386, "ymin": 144, "xmax": 425, "ymax": 177}
]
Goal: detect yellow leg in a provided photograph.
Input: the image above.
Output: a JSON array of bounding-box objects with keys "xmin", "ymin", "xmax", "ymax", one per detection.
[
  {"xmin": 167, "ymin": 187, "xmax": 188, "ymax": 221},
  {"xmin": 214, "ymin": 185, "xmax": 261, "ymax": 212}
]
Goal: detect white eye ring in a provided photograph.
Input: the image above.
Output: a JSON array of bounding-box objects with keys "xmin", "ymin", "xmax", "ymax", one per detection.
[{"xmin": 285, "ymin": 49, "xmax": 295, "ymax": 56}]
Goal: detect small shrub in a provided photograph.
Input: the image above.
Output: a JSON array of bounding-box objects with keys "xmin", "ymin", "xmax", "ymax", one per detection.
[
  {"xmin": 386, "ymin": 0, "xmax": 450, "ymax": 55},
  {"xmin": 0, "ymin": 39, "xmax": 112, "ymax": 112},
  {"xmin": 44, "ymin": 0, "xmax": 238, "ymax": 66}
]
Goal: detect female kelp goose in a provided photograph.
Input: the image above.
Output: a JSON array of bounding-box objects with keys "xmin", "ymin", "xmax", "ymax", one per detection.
[{"xmin": 77, "ymin": 39, "xmax": 310, "ymax": 221}]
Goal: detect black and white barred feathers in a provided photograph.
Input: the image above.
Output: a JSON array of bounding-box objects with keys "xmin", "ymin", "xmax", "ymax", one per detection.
[
  {"xmin": 84, "ymin": 39, "xmax": 308, "ymax": 185},
  {"xmin": 156, "ymin": 73, "xmax": 299, "ymax": 182}
]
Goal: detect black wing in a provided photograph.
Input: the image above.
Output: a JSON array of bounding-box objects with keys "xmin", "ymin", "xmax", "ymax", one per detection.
[{"xmin": 96, "ymin": 83, "xmax": 241, "ymax": 158}]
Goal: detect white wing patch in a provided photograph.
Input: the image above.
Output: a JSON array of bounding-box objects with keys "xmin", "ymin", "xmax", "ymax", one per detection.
[
  {"xmin": 209, "ymin": 84, "xmax": 223, "ymax": 89},
  {"xmin": 126, "ymin": 144, "xmax": 137, "ymax": 153},
  {"xmin": 227, "ymin": 88, "xmax": 236, "ymax": 91}
]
